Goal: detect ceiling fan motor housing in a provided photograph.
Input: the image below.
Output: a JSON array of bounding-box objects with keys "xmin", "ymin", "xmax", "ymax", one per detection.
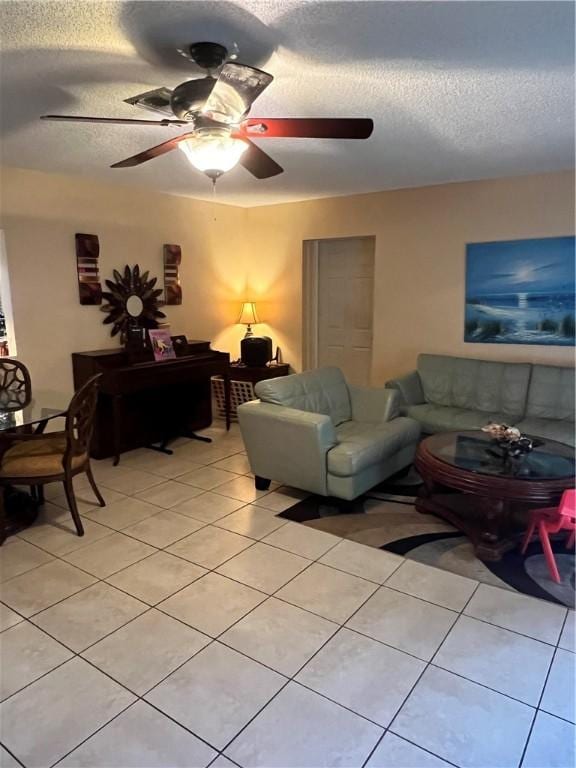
[
  {"xmin": 188, "ymin": 42, "xmax": 228, "ymax": 70},
  {"xmin": 170, "ymin": 78, "xmax": 216, "ymax": 120}
]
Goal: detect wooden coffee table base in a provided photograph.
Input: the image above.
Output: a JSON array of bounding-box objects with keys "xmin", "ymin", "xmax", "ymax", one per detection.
[
  {"xmin": 414, "ymin": 432, "xmax": 574, "ymax": 563},
  {"xmin": 415, "ymin": 485, "xmax": 526, "ymax": 562}
]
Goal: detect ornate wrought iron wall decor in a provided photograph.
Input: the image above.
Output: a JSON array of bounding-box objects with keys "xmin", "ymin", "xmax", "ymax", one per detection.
[
  {"xmin": 101, "ymin": 265, "xmax": 165, "ymax": 343},
  {"xmin": 163, "ymin": 244, "xmax": 182, "ymax": 305},
  {"xmin": 75, "ymin": 233, "xmax": 102, "ymax": 305}
]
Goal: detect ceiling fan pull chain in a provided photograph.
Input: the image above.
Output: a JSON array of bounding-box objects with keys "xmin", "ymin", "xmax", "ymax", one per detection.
[{"xmin": 212, "ymin": 176, "xmax": 218, "ymax": 222}]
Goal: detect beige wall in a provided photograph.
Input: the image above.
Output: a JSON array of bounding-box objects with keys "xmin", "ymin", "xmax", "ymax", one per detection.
[
  {"xmin": 0, "ymin": 167, "xmax": 248, "ymax": 395},
  {"xmin": 246, "ymin": 171, "xmax": 575, "ymax": 382},
  {"xmin": 0, "ymin": 167, "xmax": 573, "ymax": 397}
]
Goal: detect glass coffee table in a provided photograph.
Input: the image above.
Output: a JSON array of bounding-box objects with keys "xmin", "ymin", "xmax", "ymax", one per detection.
[{"xmin": 415, "ymin": 431, "xmax": 575, "ymax": 561}]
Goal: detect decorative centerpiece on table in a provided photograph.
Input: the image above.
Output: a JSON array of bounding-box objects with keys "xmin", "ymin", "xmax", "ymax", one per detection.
[{"xmin": 481, "ymin": 422, "xmax": 538, "ymax": 458}]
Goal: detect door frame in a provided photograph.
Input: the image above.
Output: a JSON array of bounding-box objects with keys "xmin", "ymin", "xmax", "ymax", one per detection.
[
  {"xmin": 302, "ymin": 239, "xmax": 320, "ymax": 371},
  {"xmin": 0, "ymin": 229, "xmax": 17, "ymax": 356},
  {"xmin": 302, "ymin": 235, "xmax": 376, "ymax": 372}
]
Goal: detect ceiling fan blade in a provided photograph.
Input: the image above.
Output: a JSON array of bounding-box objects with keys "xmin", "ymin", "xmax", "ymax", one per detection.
[
  {"xmin": 124, "ymin": 87, "xmax": 174, "ymax": 118},
  {"xmin": 202, "ymin": 62, "xmax": 273, "ymax": 124},
  {"xmin": 41, "ymin": 115, "xmax": 188, "ymax": 127},
  {"xmin": 239, "ymin": 140, "xmax": 283, "ymax": 179},
  {"xmin": 239, "ymin": 118, "xmax": 374, "ymax": 139},
  {"xmin": 110, "ymin": 133, "xmax": 194, "ymax": 168}
]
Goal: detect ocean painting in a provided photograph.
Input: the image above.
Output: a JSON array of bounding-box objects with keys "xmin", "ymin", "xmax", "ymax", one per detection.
[{"xmin": 465, "ymin": 236, "xmax": 575, "ymax": 346}]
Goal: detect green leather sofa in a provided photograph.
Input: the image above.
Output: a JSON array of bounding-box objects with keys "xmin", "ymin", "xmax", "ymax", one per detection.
[
  {"xmin": 385, "ymin": 354, "xmax": 575, "ymax": 447},
  {"xmin": 237, "ymin": 367, "xmax": 421, "ymax": 501}
]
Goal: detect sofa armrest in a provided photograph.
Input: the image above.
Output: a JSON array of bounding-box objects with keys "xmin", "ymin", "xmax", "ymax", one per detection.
[
  {"xmin": 385, "ymin": 370, "xmax": 425, "ymax": 407},
  {"xmin": 237, "ymin": 400, "xmax": 338, "ymax": 496},
  {"xmin": 349, "ymin": 386, "xmax": 400, "ymax": 423}
]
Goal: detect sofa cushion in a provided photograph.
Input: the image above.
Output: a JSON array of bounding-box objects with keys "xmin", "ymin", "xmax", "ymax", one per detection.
[
  {"xmin": 405, "ymin": 404, "xmax": 515, "ymax": 434},
  {"xmin": 255, "ymin": 367, "xmax": 351, "ymax": 426},
  {"xmin": 328, "ymin": 417, "xmax": 420, "ymax": 476},
  {"xmin": 417, "ymin": 354, "xmax": 531, "ymax": 420},
  {"xmin": 516, "ymin": 418, "xmax": 575, "ymax": 448},
  {"xmin": 525, "ymin": 365, "xmax": 575, "ymax": 422},
  {"xmin": 349, "ymin": 386, "xmax": 400, "ymax": 423}
]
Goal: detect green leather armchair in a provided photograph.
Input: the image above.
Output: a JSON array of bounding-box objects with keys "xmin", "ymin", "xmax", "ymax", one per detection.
[{"xmin": 238, "ymin": 367, "xmax": 421, "ymax": 501}]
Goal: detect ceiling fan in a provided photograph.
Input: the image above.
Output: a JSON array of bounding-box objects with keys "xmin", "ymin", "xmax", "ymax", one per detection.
[{"xmin": 40, "ymin": 42, "xmax": 374, "ymax": 182}]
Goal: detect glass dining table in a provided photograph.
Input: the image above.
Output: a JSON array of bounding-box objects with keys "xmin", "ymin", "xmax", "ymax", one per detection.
[
  {"xmin": 0, "ymin": 391, "xmax": 70, "ymax": 433},
  {"xmin": 0, "ymin": 391, "xmax": 70, "ymax": 541}
]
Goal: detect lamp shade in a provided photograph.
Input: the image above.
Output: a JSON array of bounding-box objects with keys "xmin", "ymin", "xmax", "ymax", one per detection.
[
  {"xmin": 178, "ymin": 134, "xmax": 248, "ymax": 178},
  {"xmin": 237, "ymin": 302, "xmax": 259, "ymax": 326}
]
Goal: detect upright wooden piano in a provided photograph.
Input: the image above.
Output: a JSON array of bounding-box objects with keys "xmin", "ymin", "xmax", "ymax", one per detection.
[{"xmin": 72, "ymin": 342, "xmax": 230, "ymax": 463}]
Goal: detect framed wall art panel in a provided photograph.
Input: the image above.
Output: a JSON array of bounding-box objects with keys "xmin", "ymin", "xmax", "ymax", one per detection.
[
  {"xmin": 75, "ymin": 232, "xmax": 102, "ymax": 305},
  {"xmin": 164, "ymin": 243, "xmax": 182, "ymax": 305},
  {"xmin": 465, "ymin": 236, "xmax": 575, "ymax": 346}
]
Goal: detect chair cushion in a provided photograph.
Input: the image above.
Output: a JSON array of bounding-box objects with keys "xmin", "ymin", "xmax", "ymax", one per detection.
[
  {"xmin": 255, "ymin": 367, "xmax": 351, "ymax": 426},
  {"xmin": 525, "ymin": 365, "xmax": 575, "ymax": 421},
  {"xmin": 515, "ymin": 418, "xmax": 575, "ymax": 448},
  {"xmin": 417, "ymin": 354, "xmax": 531, "ymax": 420},
  {"xmin": 328, "ymin": 417, "xmax": 420, "ymax": 477},
  {"xmin": 405, "ymin": 404, "xmax": 515, "ymax": 434},
  {"xmin": 0, "ymin": 436, "xmax": 86, "ymax": 477}
]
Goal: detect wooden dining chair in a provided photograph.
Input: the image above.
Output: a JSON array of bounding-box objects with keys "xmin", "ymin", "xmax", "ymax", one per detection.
[
  {"xmin": 0, "ymin": 374, "xmax": 105, "ymax": 537},
  {"xmin": 0, "ymin": 358, "xmax": 39, "ymax": 500},
  {"xmin": 0, "ymin": 358, "xmax": 31, "ymax": 409}
]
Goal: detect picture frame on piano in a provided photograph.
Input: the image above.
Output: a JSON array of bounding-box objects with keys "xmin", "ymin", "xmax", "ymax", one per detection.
[
  {"xmin": 148, "ymin": 329, "xmax": 176, "ymax": 362},
  {"xmin": 171, "ymin": 335, "xmax": 189, "ymax": 357}
]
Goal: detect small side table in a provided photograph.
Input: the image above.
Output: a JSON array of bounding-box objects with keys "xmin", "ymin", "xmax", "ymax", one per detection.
[
  {"xmin": 229, "ymin": 363, "xmax": 291, "ymax": 384},
  {"xmin": 212, "ymin": 363, "xmax": 290, "ymax": 420}
]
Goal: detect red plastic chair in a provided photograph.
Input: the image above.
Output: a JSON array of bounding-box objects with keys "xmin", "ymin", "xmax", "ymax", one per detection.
[{"xmin": 521, "ymin": 489, "xmax": 576, "ymax": 583}]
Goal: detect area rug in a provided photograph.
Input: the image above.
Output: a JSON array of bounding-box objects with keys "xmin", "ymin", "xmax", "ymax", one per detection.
[{"xmin": 280, "ymin": 469, "xmax": 575, "ymax": 608}]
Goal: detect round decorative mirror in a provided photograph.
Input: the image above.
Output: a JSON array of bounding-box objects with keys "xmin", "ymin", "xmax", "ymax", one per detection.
[
  {"xmin": 101, "ymin": 265, "xmax": 165, "ymax": 343},
  {"xmin": 126, "ymin": 294, "xmax": 144, "ymax": 318}
]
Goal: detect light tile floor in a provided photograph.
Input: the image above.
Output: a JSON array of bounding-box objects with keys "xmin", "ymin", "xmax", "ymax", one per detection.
[{"xmin": 0, "ymin": 423, "xmax": 574, "ymax": 768}]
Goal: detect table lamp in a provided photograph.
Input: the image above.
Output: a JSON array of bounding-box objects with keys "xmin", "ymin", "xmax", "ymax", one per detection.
[{"xmin": 238, "ymin": 301, "xmax": 259, "ymax": 338}]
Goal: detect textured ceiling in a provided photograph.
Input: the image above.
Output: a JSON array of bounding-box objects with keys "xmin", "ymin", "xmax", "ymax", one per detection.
[{"xmin": 0, "ymin": 0, "xmax": 574, "ymax": 207}]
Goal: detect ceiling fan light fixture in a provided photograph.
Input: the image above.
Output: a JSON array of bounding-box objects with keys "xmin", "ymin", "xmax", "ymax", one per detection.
[{"xmin": 178, "ymin": 130, "xmax": 248, "ymax": 178}]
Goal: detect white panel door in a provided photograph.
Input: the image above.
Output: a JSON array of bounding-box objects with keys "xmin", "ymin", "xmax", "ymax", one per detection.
[{"xmin": 317, "ymin": 237, "xmax": 375, "ymax": 386}]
